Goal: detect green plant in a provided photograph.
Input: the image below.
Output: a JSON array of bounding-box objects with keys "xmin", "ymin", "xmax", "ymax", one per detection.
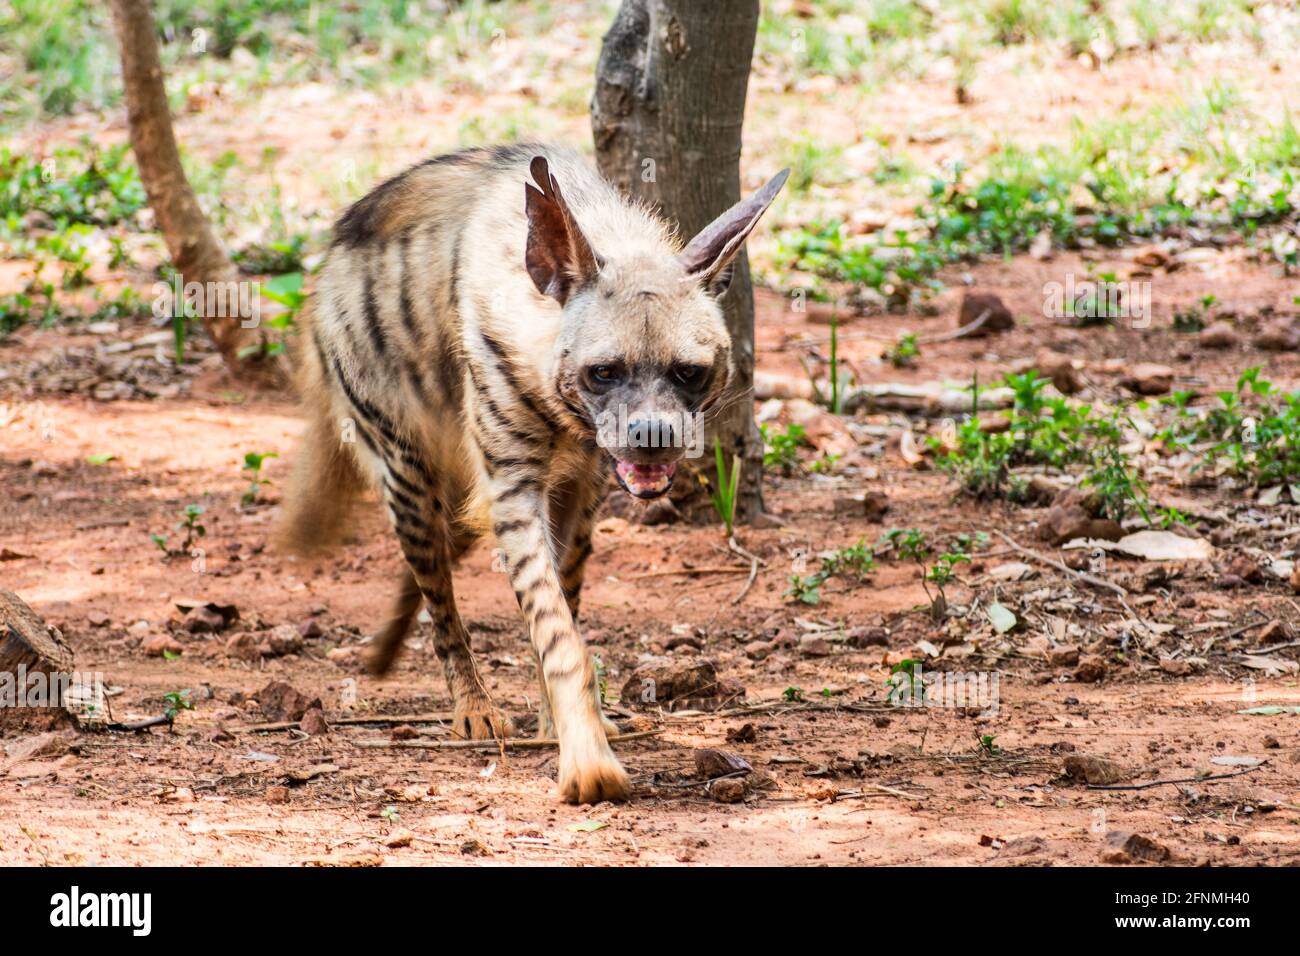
[
  {"xmin": 886, "ymin": 332, "xmax": 920, "ymax": 368},
  {"xmin": 240, "ymin": 272, "xmax": 305, "ymax": 360},
  {"xmin": 782, "ymin": 686, "xmax": 805, "ymax": 703},
  {"xmin": 162, "ymin": 689, "xmax": 193, "ymax": 721},
  {"xmin": 152, "ymin": 503, "xmax": 206, "ymax": 558},
  {"xmin": 706, "ymin": 438, "xmax": 742, "ymax": 536},
  {"xmin": 784, "ymin": 538, "xmax": 877, "ymax": 605},
  {"xmin": 241, "ymin": 451, "xmax": 278, "ymax": 505},
  {"xmin": 761, "ymin": 422, "xmax": 806, "ymax": 475}
]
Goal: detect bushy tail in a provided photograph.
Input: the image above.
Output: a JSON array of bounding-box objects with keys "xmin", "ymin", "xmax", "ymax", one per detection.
[{"xmin": 277, "ymin": 312, "xmax": 365, "ymax": 555}]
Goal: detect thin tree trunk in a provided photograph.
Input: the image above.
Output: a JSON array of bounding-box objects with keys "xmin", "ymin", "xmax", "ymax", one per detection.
[
  {"xmin": 592, "ymin": 0, "xmax": 765, "ymax": 520},
  {"xmin": 108, "ymin": 0, "xmax": 261, "ymax": 375}
]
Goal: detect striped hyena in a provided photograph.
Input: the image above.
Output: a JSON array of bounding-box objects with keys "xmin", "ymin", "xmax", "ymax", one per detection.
[{"xmin": 281, "ymin": 144, "xmax": 787, "ymax": 803}]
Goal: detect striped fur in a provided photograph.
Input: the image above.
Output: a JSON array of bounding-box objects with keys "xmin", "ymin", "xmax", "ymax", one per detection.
[{"xmin": 281, "ymin": 144, "xmax": 786, "ymax": 803}]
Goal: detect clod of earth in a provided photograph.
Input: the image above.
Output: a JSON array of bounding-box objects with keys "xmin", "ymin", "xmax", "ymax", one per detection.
[
  {"xmin": 1198, "ymin": 320, "xmax": 1240, "ymax": 349},
  {"xmin": 1101, "ymin": 831, "xmax": 1173, "ymax": 864},
  {"xmin": 254, "ymin": 681, "xmax": 322, "ymax": 723},
  {"xmin": 957, "ymin": 292, "xmax": 1014, "ymax": 336},
  {"xmin": 1063, "ymin": 754, "xmax": 1133, "ymax": 786}
]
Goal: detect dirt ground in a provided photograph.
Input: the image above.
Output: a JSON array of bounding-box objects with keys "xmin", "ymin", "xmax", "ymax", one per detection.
[{"xmin": 3, "ymin": 260, "xmax": 1299, "ymax": 866}]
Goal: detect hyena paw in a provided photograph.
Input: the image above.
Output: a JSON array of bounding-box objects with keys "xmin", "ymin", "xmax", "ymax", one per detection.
[
  {"xmin": 451, "ymin": 698, "xmax": 514, "ymax": 741},
  {"xmin": 557, "ymin": 737, "xmax": 630, "ymax": 804}
]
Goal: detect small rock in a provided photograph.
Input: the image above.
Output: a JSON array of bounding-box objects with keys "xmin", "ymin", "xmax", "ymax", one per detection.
[
  {"xmin": 384, "ymin": 829, "xmax": 414, "ymax": 848},
  {"xmin": 1073, "ymin": 655, "xmax": 1107, "ymax": 683},
  {"xmin": 1253, "ymin": 317, "xmax": 1299, "ymax": 351},
  {"xmin": 1263, "ymin": 735, "xmax": 1280, "ymax": 750},
  {"xmin": 142, "ymin": 634, "xmax": 184, "ymax": 658},
  {"xmin": 1159, "ymin": 658, "xmax": 1191, "ymax": 676},
  {"xmin": 326, "ymin": 646, "xmax": 360, "ymax": 666},
  {"xmin": 224, "ymin": 632, "xmax": 265, "ymax": 661},
  {"xmin": 1040, "ymin": 489, "xmax": 1125, "ymax": 545},
  {"xmin": 1048, "ymin": 644, "xmax": 1080, "ymax": 667},
  {"xmin": 460, "ymin": 839, "xmax": 491, "ymax": 857},
  {"xmin": 958, "ymin": 292, "xmax": 1014, "ymax": 336},
  {"xmin": 695, "ymin": 748, "xmax": 752, "ymax": 779},
  {"xmin": 299, "ymin": 706, "xmax": 329, "ymax": 736},
  {"xmin": 725, "ymin": 723, "xmax": 757, "ymax": 743},
  {"xmin": 1224, "ymin": 554, "xmax": 1264, "ymax": 585},
  {"xmin": 390, "ymin": 724, "xmax": 419, "ymax": 741},
  {"xmin": 298, "ymin": 619, "xmax": 324, "ymax": 639},
  {"xmin": 1120, "ymin": 362, "xmax": 1174, "ymax": 396},
  {"xmin": 847, "ymin": 626, "xmax": 889, "ymax": 648},
  {"xmin": 86, "ymin": 610, "xmax": 111, "ymax": 628},
  {"xmin": 267, "ymin": 624, "xmax": 304, "ymax": 657},
  {"xmin": 799, "ymin": 635, "xmax": 833, "ymax": 657},
  {"xmin": 862, "ymin": 490, "xmax": 890, "ymax": 521},
  {"xmin": 265, "ymin": 785, "xmax": 290, "ymax": 804},
  {"xmin": 1101, "ymin": 830, "xmax": 1172, "ymax": 864},
  {"xmin": 1064, "ymin": 754, "xmax": 1132, "ymax": 785},
  {"xmin": 1257, "ymin": 620, "xmax": 1292, "ymax": 645},
  {"xmin": 185, "ymin": 605, "xmax": 228, "ymax": 634},
  {"xmin": 1035, "ymin": 350, "xmax": 1082, "ymax": 394},
  {"xmin": 743, "ymin": 640, "xmax": 773, "ymax": 661},
  {"xmin": 254, "ymin": 681, "xmax": 322, "ymax": 723},
  {"xmin": 709, "ymin": 777, "xmax": 747, "ymax": 803},
  {"xmin": 1199, "ymin": 320, "xmax": 1239, "ymax": 349},
  {"xmin": 622, "ymin": 656, "xmax": 726, "ymax": 710}
]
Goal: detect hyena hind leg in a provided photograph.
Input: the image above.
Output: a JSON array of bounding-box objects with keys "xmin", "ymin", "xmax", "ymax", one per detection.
[{"xmin": 382, "ymin": 461, "xmax": 513, "ymax": 741}]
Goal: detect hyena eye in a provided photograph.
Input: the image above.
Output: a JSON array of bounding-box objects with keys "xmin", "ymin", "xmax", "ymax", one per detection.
[
  {"xmin": 585, "ymin": 364, "xmax": 624, "ymax": 388},
  {"xmin": 671, "ymin": 364, "xmax": 709, "ymax": 390}
]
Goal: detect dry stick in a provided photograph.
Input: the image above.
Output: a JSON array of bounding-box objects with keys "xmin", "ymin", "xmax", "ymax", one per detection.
[
  {"xmin": 1087, "ymin": 765, "xmax": 1261, "ymax": 791},
  {"xmin": 991, "ymin": 530, "xmax": 1129, "ymax": 597},
  {"xmin": 728, "ymin": 534, "xmax": 762, "ymax": 606},
  {"xmin": 353, "ymin": 729, "xmax": 661, "ymax": 751},
  {"xmin": 833, "ymin": 783, "xmax": 924, "ymax": 801},
  {"xmin": 627, "ymin": 566, "xmax": 752, "ymax": 580},
  {"xmin": 915, "ymin": 308, "xmax": 993, "ymax": 345},
  {"xmin": 237, "ymin": 712, "xmax": 455, "ymax": 733}
]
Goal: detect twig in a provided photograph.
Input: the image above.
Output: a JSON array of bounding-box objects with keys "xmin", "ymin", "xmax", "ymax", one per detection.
[
  {"xmin": 728, "ymin": 534, "xmax": 762, "ymax": 606},
  {"xmin": 352, "ymin": 729, "xmax": 661, "ymax": 751},
  {"xmin": 238, "ymin": 712, "xmax": 454, "ymax": 733},
  {"xmin": 991, "ymin": 530, "xmax": 1128, "ymax": 597},
  {"xmin": 627, "ymin": 566, "xmax": 752, "ymax": 580},
  {"xmin": 831, "ymin": 783, "xmax": 924, "ymax": 801},
  {"xmin": 915, "ymin": 308, "xmax": 992, "ymax": 345},
  {"xmin": 1086, "ymin": 765, "xmax": 1261, "ymax": 791}
]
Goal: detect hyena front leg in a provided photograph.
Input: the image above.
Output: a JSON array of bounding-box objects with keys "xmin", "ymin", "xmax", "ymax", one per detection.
[
  {"xmin": 492, "ymin": 474, "xmax": 629, "ymax": 803},
  {"xmin": 533, "ymin": 469, "xmax": 612, "ymax": 740},
  {"xmin": 381, "ymin": 456, "xmax": 512, "ymax": 740}
]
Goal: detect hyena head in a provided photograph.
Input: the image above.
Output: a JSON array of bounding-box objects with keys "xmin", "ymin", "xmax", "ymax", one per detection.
[{"xmin": 525, "ymin": 156, "xmax": 789, "ymax": 499}]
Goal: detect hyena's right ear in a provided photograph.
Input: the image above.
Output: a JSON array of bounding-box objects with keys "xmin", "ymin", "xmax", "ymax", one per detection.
[
  {"xmin": 678, "ymin": 168, "xmax": 791, "ymax": 296},
  {"xmin": 525, "ymin": 156, "xmax": 601, "ymax": 305}
]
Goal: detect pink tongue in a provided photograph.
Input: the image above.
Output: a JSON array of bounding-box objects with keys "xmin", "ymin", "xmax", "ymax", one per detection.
[{"xmin": 616, "ymin": 461, "xmax": 677, "ymax": 485}]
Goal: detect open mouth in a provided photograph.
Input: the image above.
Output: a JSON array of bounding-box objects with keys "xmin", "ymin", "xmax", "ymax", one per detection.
[{"xmin": 613, "ymin": 460, "xmax": 677, "ymax": 499}]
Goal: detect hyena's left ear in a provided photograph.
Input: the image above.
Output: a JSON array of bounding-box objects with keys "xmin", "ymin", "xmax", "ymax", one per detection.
[
  {"xmin": 525, "ymin": 156, "xmax": 601, "ymax": 305},
  {"xmin": 678, "ymin": 168, "xmax": 790, "ymax": 296}
]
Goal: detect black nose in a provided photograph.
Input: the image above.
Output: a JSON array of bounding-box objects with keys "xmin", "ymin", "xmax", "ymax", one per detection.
[{"xmin": 627, "ymin": 418, "xmax": 676, "ymax": 449}]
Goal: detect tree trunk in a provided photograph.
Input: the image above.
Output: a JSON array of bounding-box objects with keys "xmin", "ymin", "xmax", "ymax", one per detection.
[
  {"xmin": 592, "ymin": 0, "xmax": 765, "ymax": 520},
  {"xmin": 0, "ymin": 589, "xmax": 80, "ymax": 730},
  {"xmin": 107, "ymin": 0, "xmax": 261, "ymax": 376}
]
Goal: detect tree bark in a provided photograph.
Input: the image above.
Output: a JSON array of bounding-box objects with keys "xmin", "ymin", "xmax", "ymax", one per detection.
[
  {"xmin": 592, "ymin": 0, "xmax": 765, "ymax": 520},
  {"xmin": 107, "ymin": 0, "xmax": 259, "ymax": 375}
]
